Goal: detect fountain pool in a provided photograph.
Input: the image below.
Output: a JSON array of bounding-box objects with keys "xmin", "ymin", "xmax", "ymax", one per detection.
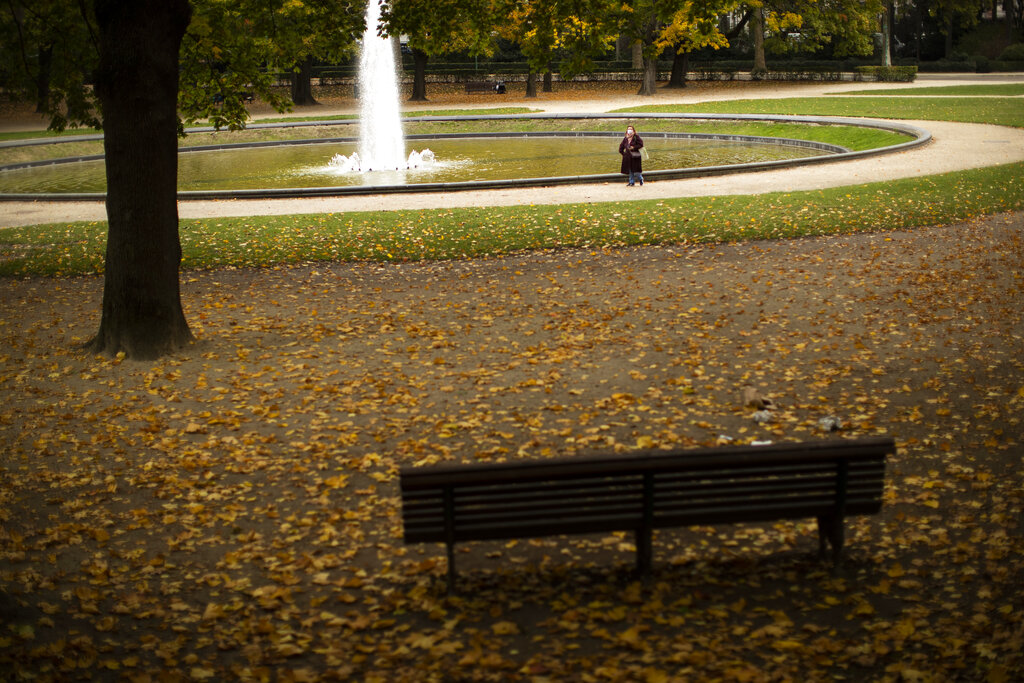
[{"xmin": 0, "ymin": 132, "xmax": 846, "ymax": 195}]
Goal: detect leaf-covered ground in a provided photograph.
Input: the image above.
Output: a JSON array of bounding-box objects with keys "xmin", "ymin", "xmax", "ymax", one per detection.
[{"xmin": 2, "ymin": 211, "xmax": 1023, "ymax": 682}]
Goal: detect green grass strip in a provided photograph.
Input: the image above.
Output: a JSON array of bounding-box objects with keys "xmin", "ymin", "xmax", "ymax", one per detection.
[
  {"xmin": 837, "ymin": 84, "xmax": 1024, "ymax": 97},
  {"xmin": 617, "ymin": 97, "xmax": 1024, "ymax": 129},
  {"xmin": 3, "ymin": 160, "xmax": 1021, "ymax": 277}
]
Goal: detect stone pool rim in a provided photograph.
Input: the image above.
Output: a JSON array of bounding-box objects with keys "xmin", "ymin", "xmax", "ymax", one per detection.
[{"xmin": 0, "ymin": 113, "xmax": 931, "ymax": 202}]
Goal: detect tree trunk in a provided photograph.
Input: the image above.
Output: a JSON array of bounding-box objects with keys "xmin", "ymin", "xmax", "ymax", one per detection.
[
  {"xmin": 637, "ymin": 52, "xmax": 657, "ymax": 95},
  {"xmin": 543, "ymin": 68, "xmax": 553, "ymax": 92},
  {"xmin": 945, "ymin": 14, "xmax": 954, "ymax": 58},
  {"xmin": 666, "ymin": 48, "xmax": 689, "ymax": 88},
  {"xmin": 34, "ymin": 44, "xmax": 53, "ymax": 114},
  {"xmin": 290, "ymin": 56, "xmax": 318, "ymax": 105},
  {"xmin": 880, "ymin": 4, "xmax": 892, "ymax": 66},
  {"xmin": 526, "ymin": 69, "xmax": 537, "ymax": 98},
  {"xmin": 410, "ymin": 48, "xmax": 428, "ymax": 101},
  {"xmin": 88, "ymin": 0, "xmax": 193, "ymax": 360},
  {"xmin": 752, "ymin": 8, "xmax": 767, "ymax": 76}
]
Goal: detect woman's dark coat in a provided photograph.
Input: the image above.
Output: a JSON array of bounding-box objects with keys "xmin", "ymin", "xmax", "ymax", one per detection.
[{"xmin": 619, "ymin": 133, "xmax": 644, "ymax": 175}]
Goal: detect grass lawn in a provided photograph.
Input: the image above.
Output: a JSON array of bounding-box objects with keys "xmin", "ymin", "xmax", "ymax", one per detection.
[{"xmin": 836, "ymin": 83, "xmax": 1024, "ymax": 96}]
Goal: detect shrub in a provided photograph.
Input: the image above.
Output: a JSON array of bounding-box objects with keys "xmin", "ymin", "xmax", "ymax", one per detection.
[
  {"xmin": 854, "ymin": 65, "xmax": 918, "ymax": 82},
  {"xmin": 999, "ymin": 43, "xmax": 1024, "ymax": 61}
]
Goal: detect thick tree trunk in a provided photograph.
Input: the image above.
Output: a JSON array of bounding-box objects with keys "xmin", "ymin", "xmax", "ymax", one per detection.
[
  {"xmin": 637, "ymin": 53, "xmax": 657, "ymax": 95},
  {"xmin": 290, "ymin": 56, "xmax": 318, "ymax": 105},
  {"xmin": 525, "ymin": 69, "xmax": 537, "ymax": 98},
  {"xmin": 666, "ymin": 48, "xmax": 689, "ymax": 88},
  {"xmin": 752, "ymin": 8, "xmax": 767, "ymax": 76},
  {"xmin": 880, "ymin": 5, "xmax": 892, "ymax": 66},
  {"xmin": 34, "ymin": 45, "xmax": 52, "ymax": 114},
  {"xmin": 410, "ymin": 48, "xmax": 428, "ymax": 101},
  {"xmin": 543, "ymin": 68, "xmax": 553, "ymax": 93},
  {"xmin": 88, "ymin": 0, "xmax": 193, "ymax": 360},
  {"xmin": 636, "ymin": 19, "xmax": 659, "ymax": 96}
]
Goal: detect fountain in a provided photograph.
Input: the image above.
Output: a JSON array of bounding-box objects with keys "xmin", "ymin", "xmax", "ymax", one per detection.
[{"xmin": 329, "ymin": 0, "xmax": 434, "ymax": 174}]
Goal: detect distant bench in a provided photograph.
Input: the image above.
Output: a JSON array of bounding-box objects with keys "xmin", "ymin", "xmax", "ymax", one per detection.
[
  {"xmin": 401, "ymin": 436, "xmax": 894, "ymax": 590},
  {"xmin": 212, "ymin": 91, "xmax": 255, "ymax": 105},
  {"xmin": 464, "ymin": 80, "xmax": 507, "ymax": 94}
]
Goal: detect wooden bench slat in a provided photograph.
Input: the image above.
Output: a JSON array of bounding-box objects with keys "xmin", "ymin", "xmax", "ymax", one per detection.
[{"xmin": 399, "ymin": 437, "xmax": 893, "ymax": 488}]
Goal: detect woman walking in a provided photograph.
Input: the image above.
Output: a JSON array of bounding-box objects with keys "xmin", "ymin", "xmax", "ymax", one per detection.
[{"xmin": 619, "ymin": 125, "xmax": 644, "ymax": 186}]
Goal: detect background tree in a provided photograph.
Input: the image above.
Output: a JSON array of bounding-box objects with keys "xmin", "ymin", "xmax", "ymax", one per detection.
[
  {"xmin": 742, "ymin": 0, "xmax": 882, "ymax": 74},
  {"xmin": 499, "ymin": 0, "xmax": 559, "ymax": 96},
  {"xmin": 268, "ymin": 0, "xmax": 365, "ymax": 105},
  {"xmin": 929, "ymin": 0, "xmax": 984, "ymax": 56},
  {"xmin": 616, "ymin": 0, "xmax": 668, "ymax": 95},
  {"xmin": 657, "ymin": 0, "xmax": 736, "ymax": 88},
  {"xmin": 382, "ymin": 0, "xmax": 500, "ymax": 101},
  {"xmin": 0, "ymin": 0, "xmax": 98, "ymax": 123},
  {"xmin": 502, "ymin": 0, "xmax": 618, "ymax": 95},
  {"xmin": 2, "ymin": 0, "xmax": 362, "ymax": 359}
]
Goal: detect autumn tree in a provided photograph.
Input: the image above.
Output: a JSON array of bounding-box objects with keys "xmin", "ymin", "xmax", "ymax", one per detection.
[
  {"xmin": 657, "ymin": 0, "xmax": 736, "ymax": 88},
  {"xmin": 381, "ymin": 0, "xmax": 501, "ymax": 101},
  {"xmin": 1, "ymin": 0, "xmax": 361, "ymax": 359},
  {"xmin": 265, "ymin": 0, "xmax": 365, "ymax": 105},
  {"xmin": 741, "ymin": 0, "xmax": 883, "ymax": 75},
  {"xmin": 617, "ymin": 0, "xmax": 697, "ymax": 96},
  {"xmin": 501, "ymin": 0, "xmax": 618, "ymax": 95}
]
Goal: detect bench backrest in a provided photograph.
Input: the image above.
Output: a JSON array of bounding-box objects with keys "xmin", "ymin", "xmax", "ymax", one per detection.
[{"xmin": 401, "ymin": 437, "xmax": 892, "ymax": 544}]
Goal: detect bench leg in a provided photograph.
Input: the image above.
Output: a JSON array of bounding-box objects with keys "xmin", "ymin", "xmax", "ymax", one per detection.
[
  {"xmin": 817, "ymin": 514, "xmax": 845, "ymax": 566},
  {"xmin": 635, "ymin": 526, "xmax": 653, "ymax": 578},
  {"xmin": 446, "ymin": 542, "xmax": 457, "ymax": 593}
]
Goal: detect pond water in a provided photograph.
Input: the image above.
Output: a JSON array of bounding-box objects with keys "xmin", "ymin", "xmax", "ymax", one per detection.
[{"xmin": 0, "ymin": 135, "xmax": 826, "ymax": 194}]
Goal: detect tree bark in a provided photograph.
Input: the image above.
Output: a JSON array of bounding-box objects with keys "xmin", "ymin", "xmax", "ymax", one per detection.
[
  {"xmin": 88, "ymin": 0, "xmax": 193, "ymax": 360},
  {"xmin": 637, "ymin": 53, "xmax": 657, "ymax": 95},
  {"xmin": 752, "ymin": 8, "xmax": 767, "ymax": 76},
  {"xmin": 880, "ymin": 4, "xmax": 892, "ymax": 67},
  {"xmin": 290, "ymin": 56, "xmax": 318, "ymax": 105},
  {"xmin": 666, "ymin": 48, "xmax": 689, "ymax": 88},
  {"xmin": 543, "ymin": 67, "xmax": 553, "ymax": 93},
  {"xmin": 525, "ymin": 69, "xmax": 537, "ymax": 98},
  {"xmin": 409, "ymin": 48, "xmax": 428, "ymax": 101},
  {"xmin": 34, "ymin": 44, "xmax": 52, "ymax": 114},
  {"xmin": 636, "ymin": 19, "xmax": 658, "ymax": 96}
]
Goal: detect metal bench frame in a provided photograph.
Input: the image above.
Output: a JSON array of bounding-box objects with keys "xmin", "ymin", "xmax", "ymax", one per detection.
[{"xmin": 401, "ymin": 437, "xmax": 894, "ymax": 590}]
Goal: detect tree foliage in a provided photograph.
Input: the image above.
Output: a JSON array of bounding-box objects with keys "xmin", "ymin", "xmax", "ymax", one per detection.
[{"xmin": 0, "ymin": 0, "xmax": 99, "ymax": 128}]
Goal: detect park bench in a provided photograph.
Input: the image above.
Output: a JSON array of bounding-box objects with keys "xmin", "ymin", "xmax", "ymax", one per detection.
[
  {"xmin": 464, "ymin": 80, "xmax": 507, "ymax": 94},
  {"xmin": 400, "ymin": 436, "xmax": 894, "ymax": 590}
]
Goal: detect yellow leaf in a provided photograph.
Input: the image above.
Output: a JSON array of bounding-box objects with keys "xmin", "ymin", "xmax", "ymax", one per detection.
[{"xmin": 491, "ymin": 621, "xmax": 520, "ymax": 635}]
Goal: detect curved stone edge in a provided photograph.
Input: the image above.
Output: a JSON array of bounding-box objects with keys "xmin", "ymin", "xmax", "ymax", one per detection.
[{"xmin": 0, "ymin": 114, "xmax": 929, "ymax": 202}]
